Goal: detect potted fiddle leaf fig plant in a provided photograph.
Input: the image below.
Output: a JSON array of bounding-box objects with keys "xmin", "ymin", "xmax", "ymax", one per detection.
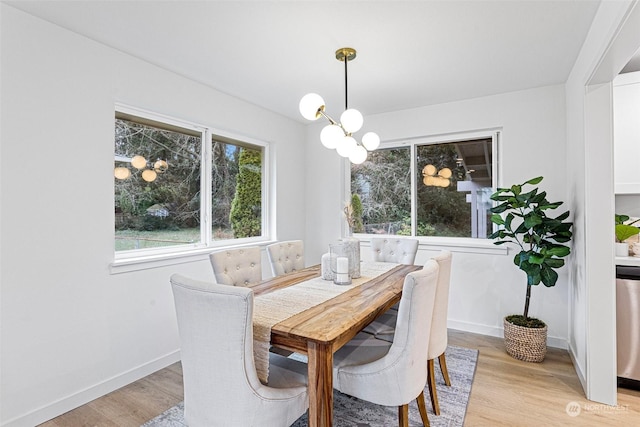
[{"xmin": 489, "ymin": 176, "xmax": 573, "ymax": 362}]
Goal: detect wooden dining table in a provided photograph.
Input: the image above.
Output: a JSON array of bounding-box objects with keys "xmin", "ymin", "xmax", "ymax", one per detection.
[{"xmin": 248, "ymin": 262, "xmax": 421, "ymax": 427}]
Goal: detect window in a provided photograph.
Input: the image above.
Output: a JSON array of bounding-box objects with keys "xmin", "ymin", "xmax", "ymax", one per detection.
[
  {"xmin": 114, "ymin": 107, "xmax": 266, "ymax": 258},
  {"xmin": 351, "ymin": 132, "xmax": 497, "ymax": 239}
]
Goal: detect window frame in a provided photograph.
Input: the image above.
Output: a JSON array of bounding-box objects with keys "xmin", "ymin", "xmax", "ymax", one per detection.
[
  {"xmin": 347, "ymin": 129, "xmax": 506, "ymax": 255},
  {"xmin": 111, "ymin": 104, "xmax": 271, "ymax": 273}
]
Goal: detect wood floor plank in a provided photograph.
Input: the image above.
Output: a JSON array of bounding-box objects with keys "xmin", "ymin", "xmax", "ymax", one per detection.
[
  {"xmin": 449, "ymin": 330, "xmax": 640, "ymax": 426},
  {"xmin": 38, "ymin": 330, "xmax": 640, "ymax": 426}
]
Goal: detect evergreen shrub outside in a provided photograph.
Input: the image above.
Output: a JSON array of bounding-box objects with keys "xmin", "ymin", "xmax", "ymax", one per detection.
[{"xmin": 230, "ymin": 148, "xmax": 262, "ymax": 238}]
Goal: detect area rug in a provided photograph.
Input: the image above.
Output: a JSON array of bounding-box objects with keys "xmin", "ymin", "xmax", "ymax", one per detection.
[{"xmin": 142, "ymin": 345, "xmax": 478, "ymax": 427}]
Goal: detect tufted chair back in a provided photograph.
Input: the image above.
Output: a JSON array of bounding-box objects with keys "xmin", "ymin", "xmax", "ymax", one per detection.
[
  {"xmin": 170, "ymin": 274, "xmax": 309, "ymax": 426},
  {"xmin": 370, "ymin": 237, "xmax": 419, "ymax": 265},
  {"xmin": 266, "ymin": 240, "xmax": 305, "ymax": 276},
  {"xmin": 209, "ymin": 247, "xmax": 262, "ymax": 286}
]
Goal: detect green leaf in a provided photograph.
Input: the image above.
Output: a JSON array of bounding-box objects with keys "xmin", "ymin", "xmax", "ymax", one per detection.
[
  {"xmin": 525, "ymin": 176, "xmax": 544, "ymax": 185},
  {"xmin": 505, "ymin": 213, "xmax": 514, "ymax": 229},
  {"xmin": 492, "ymin": 240, "xmax": 511, "ymax": 245},
  {"xmin": 524, "ymin": 213, "xmax": 543, "ymax": 228},
  {"xmin": 529, "ymin": 253, "xmax": 545, "ymax": 264},
  {"xmin": 615, "ymin": 224, "xmax": 640, "ymax": 242},
  {"xmin": 616, "ymin": 214, "xmax": 630, "ymax": 225},
  {"xmin": 514, "ymin": 251, "xmax": 527, "ymax": 267},
  {"xmin": 530, "ymin": 191, "xmax": 547, "ymax": 204},
  {"xmin": 545, "ymin": 246, "xmax": 571, "ymax": 257},
  {"xmin": 490, "ymin": 202, "xmax": 510, "ymax": 214},
  {"xmin": 520, "ymin": 261, "xmax": 542, "ymax": 285},
  {"xmin": 540, "ymin": 266, "xmax": 558, "ymax": 287},
  {"xmin": 490, "ymin": 191, "xmax": 513, "ymax": 201},
  {"xmin": 539, "ymin": 201, "xmax": 563, "ymax": 210},
  {"xmin": 544, "ymin": 258, "xmax": 565, "ymax": 268},
  {"xmin": 490, "ymin": 214, "xmax": 505, "ymax": 225}
]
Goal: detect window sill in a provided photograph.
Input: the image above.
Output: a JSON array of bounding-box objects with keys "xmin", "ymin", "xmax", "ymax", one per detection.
[
  {"xmin": 110, "ymin": 241, "xmax": 276, "ymax": 274},
  {"xmin": 355, "ymin": 234, "xmax": 509, "ymax": 256}
]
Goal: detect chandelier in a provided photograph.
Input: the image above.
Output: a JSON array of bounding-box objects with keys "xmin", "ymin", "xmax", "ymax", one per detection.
[
  {"xmin": 299, "ymin": 47, "xmax": 380, "ymax": 164},
  {"xmin": 114, "ymin": 155, "xmax": 168, "ymax": 182},
  {"xmin": 422, "ymin": 164, "xmax": 452, "ymax": 187}
]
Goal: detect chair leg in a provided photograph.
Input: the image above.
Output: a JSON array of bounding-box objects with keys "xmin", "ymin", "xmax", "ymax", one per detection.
[
  {"xmin": 398, "ymin": 404, "xmax": 409, "ymax": 427},
  {"xmin": 427, "ymin": 358, "xmax": 440, "ymax": 415},
  {"xmin": 416, "ymin": 390, "xmax": 431, "ymax": 427},
  {"xmin": 438, "ymin": 353, "xmax": 452, "ymax": 386}
]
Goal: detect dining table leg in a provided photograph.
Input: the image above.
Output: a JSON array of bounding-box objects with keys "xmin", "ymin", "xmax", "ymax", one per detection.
[{"xmin": 307, "ymin": 341, "xmax": 333, "ymax": 427}]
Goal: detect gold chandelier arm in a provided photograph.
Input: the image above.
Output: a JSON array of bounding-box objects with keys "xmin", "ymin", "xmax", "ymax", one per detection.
[
  {"xmin": 317, "ymin": 109, "xmax": 353, "ymax": 137},
  {"xmin": 317, "ymin": 109, "xmax": 340, "ymax": 127}
]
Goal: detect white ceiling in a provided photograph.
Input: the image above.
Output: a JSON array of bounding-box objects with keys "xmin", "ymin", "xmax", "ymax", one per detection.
[{"xmin": 6, "ymin": 0, "xmax": 604, "ymax": 123}]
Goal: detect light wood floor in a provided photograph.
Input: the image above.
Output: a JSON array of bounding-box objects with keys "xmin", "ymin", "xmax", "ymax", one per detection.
[{"xmin": 39, "ymin": 330, "xmax": 640, "ymax": 426}]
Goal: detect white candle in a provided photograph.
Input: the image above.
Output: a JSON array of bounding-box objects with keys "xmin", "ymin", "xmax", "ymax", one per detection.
[
  {"xmin": 336, "ymin": 274, "xmax": 348, "ymax": 283},
  {"xmin": 337, "ymin": 257, "xmax": 349, "ymax": 274}
]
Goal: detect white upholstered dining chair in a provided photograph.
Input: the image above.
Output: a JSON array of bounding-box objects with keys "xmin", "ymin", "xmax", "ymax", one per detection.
[
  {"xmin": 332, "ymin": 259, "xmax": 439, "ymax": 427},
  {"xmin": 170, "ymin": 274, "xmax": 309, "ymax": 427},
  {"xmin": 362, "ymin": 237, "xmax": 419, "ymax": 335},
  {"xmin": 370, "ymin": 237, "xmax": 419, "ymax": 265},
  {"xmin": 209, "ymin": 246, "xmax": 262, "ymax": 286},
  {"xmin": 266, "ymin": 240, "xmax": 305, "ymax": 276},
  {"xmin": 370, "ymin": 250, "xmax": 453, "ymax": 416}
]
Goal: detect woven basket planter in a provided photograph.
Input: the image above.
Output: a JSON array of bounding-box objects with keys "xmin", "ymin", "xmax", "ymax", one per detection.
[{"xmin": 503, "ymin": 317, "xmax": 548, "ymax": 363}]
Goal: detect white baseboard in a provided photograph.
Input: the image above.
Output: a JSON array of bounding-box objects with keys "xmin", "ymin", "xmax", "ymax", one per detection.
[
  {"xmin": 448, "ymin": 319, "xmax": 568, "ymax": 350},
  {"xmin": 568, "ymin": 342, "xmax": 587, "ymax": 393},
  {"xmin": 2, "ymin": 350, "xmax": 181, "ymax": 427}
]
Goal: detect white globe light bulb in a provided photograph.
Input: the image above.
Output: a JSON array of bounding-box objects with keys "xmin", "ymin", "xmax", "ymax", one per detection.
[
  {"xmin": 142, "ymin": 169, "xmax": 157, "ymax": 182},
  {"xmin": 439, "ymin": 167, "xmax": 452, "ymax": 179},
  {"xmin": 154, "ymin": 160, "xmax": 169, "ymax": 173},
  {"xmin": 299, "ymin": 93, "xmax": 325, "ymax": 121},
  {"xmin": 361, "ymin": 132, "xmax": 380, "ymax": 151},
  {"xmin": 320, "ymin": 124, "xmax": 343, "ymax": 149},
  {"xmin": 423, "ymin": 164, "xmax": 437, "ymax": 177},
  {"xmin": 349, "ymin": 145, "xmax": 368, "ymax": 164},
  {"xmin": 114, "ymin": 167, "xmax": 131, "ymax": 180},
  {"xmin": 336, "ymin": 135, "xmax": 357, "ymax": 157},
  {"xmin": 340, "ymin": 108, "xmax": 363, "ymax": 133},
  {"xmin": 131, "ymin": 155, "xmax": 147, "ymax": 170}
]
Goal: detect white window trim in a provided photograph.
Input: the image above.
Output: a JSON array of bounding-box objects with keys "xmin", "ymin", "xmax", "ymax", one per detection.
[
  {"xmin": 111, "ymin": 104, "xmax": 272, "ymax": 273},
  {"xmin": 345, "ymin": 128, "xmax": 507, "ymax": 256}
]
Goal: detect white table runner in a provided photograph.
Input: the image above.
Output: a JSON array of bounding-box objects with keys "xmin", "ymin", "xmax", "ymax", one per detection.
[{"xmin": 253, "ymin": 261, "xmax": 398, "ymax": 383}]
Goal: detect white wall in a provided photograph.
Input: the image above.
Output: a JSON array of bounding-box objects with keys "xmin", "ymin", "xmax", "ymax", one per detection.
[
  {"xmin": 305, "ymin": 84, "xmax": 570, "ymax": 347},
  {"xmin": 616, "ymin": 194, "xmax": 640, "ymax": 217},
  {"xmin": 0, "ymin": 6, "xmax": 306, "ymax": 426}
]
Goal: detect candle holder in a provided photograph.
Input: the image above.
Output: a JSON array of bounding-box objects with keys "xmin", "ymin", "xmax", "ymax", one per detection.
[
  {"xmin": 321, "ymin": 252, "xmax": 336, "ymax": 280},
  {"xmin": 341, "ymin": 236, "xmax": 361, "ymax": 279},
  {"xmin": 329, "ymin": 243, "xmax": 352, "ymax": 285}
]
